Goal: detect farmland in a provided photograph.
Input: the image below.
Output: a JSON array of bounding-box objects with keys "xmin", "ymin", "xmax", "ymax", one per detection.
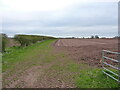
[
  {"xmin": 2, "ymin": 39, "xmax": 118, "ymax": 88},
  {"xmin": 54, "ymin": 39, "xmax": 118, "ymax": 67},
  {"xmin": 1, "ymin": 0, "xmax": 119, "ymax": 89}
]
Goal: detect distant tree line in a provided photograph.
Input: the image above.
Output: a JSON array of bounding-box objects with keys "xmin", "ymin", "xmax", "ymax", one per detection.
[
  {"xmin": 114, "ymin": 36, "xmax": 120, "ymax": 38},
  {"xmin": 0, "ymin": 34, "xmax": 55, "ymax": 53}
]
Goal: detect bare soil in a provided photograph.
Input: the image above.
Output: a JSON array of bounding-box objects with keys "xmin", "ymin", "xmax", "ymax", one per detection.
[
  {"xmin": 3, "ymin": 39, "xmax": 118, "ymax": 88},
  {"xmin": 7, "ymin": 38, "xmax": 20, "ymax": 47},
  {"xmin": 54, "ymin": 39, "xmax": 118, "ymax": 67}
]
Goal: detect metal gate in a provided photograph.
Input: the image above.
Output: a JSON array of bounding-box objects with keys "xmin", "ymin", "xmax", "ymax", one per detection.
[{"xmin": 102, "ymin": 50, "xmax": 120, "ymax": 83}]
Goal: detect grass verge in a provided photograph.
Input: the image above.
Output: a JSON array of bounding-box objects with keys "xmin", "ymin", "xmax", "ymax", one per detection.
[{"xmin": 2, "ymin": 39, "xmax": 55, "ymax": 72}]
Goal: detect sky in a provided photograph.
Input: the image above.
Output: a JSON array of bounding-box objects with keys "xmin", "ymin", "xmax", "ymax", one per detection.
[{"xmin": 0, "ymin": 0, "xmax": 119, "ymax": 38}]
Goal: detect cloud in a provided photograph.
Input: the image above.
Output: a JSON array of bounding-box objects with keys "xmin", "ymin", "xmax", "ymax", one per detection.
[{"xmin": 1, "ymin": 1, "xmax": 118, "ymax": 37}]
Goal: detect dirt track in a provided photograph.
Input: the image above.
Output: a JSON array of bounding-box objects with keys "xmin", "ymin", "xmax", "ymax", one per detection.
[
  {"xmin": 54, "ymin": 39, "xmax": 118, "ymax": 67},
  {"xmin": 3, "ymin": 40, "xmax": 76, "ymax": 88}
]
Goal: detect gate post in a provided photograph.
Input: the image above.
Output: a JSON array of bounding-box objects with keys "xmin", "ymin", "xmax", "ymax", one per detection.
[
  {"xmin": 118, "ymin": 52, "xmax": 120, "ymax": 87},
  {"xmin": 102, "ymin": 50, "xmax": 104, "ymax": 69}
]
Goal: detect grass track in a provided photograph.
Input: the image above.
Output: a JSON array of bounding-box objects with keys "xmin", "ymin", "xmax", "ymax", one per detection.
[{"xmin": 2, "ymin": 39, "xmax": 118, "ymax": 88}]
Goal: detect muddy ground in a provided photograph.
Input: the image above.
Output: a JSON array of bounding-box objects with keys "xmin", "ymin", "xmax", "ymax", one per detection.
[{"xmin": 54, "ymin": 39, "xmax": 118, "ymax": 67}]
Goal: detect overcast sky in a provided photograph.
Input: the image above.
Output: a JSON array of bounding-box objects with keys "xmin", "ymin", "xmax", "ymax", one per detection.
[{"xmin": 0, "ymin": 0, "xmax": 119, "ymax": 37}]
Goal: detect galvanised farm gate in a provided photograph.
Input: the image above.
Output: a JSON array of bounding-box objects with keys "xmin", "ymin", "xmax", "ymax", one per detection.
[{"xmin": 102, "ymin": 50, "xmax": 120, "ymax": 83}]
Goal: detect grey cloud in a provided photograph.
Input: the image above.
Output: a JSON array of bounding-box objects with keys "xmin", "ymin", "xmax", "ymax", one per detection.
[{"xmin": 1, "ymin": 2, "xmax": 118, "ymax": 37}]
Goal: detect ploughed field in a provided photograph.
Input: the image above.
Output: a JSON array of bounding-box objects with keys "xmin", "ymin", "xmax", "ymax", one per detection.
[
  {"xmin": 2, "ymin": 39, "xmax": 118, "ymax": 88},
  {"xmin": 54, "ymin": 39, "xmax": 118, "ymax": 67}
]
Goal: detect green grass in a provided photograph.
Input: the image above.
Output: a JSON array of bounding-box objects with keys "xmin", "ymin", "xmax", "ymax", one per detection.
[
  {"xmin": 2, "ymin": 39, "xmax": 119, "ymax": 88},
  {"xmin": 2, "ymin": 39, "xmax": 58, "ymax": 86},
  {"xmin": 49, "ymin": 59, "xmax": 118, "ymax": 88},
  {"xmin": 2, "ymin": 39, "xmax": 55, "ymax": 72},
  {"xmin": 76, "ymin": 68, "xmax": 118, "ymax": 88}
]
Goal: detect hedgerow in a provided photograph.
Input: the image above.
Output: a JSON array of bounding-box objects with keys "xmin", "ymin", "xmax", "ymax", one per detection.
[{"xmin": 14, "ymin": 34, "xmax": 55, "ymax": 47}]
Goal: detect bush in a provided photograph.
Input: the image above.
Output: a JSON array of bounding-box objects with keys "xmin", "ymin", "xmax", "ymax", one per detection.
[
  {"xmin": 14, "ymin": 34, "xmax": 55, "ymax": 47},
  {"xmin": 95, "ymin": 35, "xmax": 99, "ymax": 39},
  {"xmin": 91, "ymin": 35, "xmax": 94, "ymax": 39},
  {"xmin": 0, "ymin": 34, "xmax": 8, "ymax": 52}
]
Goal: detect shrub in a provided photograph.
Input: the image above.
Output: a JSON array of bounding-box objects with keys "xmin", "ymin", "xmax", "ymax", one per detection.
[
  {"xmin": 0, "ymin": 33, "xmax": 8, "ymax": 52},
  {"xmin": 14, "ymin": 34, "xmax": 55, "ymax": 47},
  {"xmin": 91, "ymin": 35, "xmax": 94, "ymax": 39},
  {"xmin": 95, "ymin": 35, "xmax": 99, "ymax": 39}
]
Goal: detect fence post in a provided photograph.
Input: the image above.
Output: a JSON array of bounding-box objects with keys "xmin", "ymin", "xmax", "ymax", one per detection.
[
  {"xmin": 102, "ymin": 50, "xmax": 104, "ymax": 69},
  {"xmin": 118, "ymin": 52, "xmax": 120, "ymax": 87}
]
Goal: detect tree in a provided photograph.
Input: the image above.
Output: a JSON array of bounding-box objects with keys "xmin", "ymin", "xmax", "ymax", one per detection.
[
  {"xmin": 95, "ymin": 35, "xmax": 99, "ymax": 39},
  {"xmin": 91, "ymin": 35, "xmax": 94, "ymax": 39},
  {"xmin": 72, "ymin": 37, "xmax": 75, "ymax": 39}
]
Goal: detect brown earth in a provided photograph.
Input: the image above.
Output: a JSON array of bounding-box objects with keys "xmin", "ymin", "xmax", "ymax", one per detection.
[
  {"xmin": 54, "ymin": 39, "xmax": 118, "ymax": 67},
  {"xmin": 7, "ymin": 38, "xmax": 20, "ymax": 47},
  {"xmin": 3, "ymin": 39, "xmax": 118, "ymax": 88}
]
